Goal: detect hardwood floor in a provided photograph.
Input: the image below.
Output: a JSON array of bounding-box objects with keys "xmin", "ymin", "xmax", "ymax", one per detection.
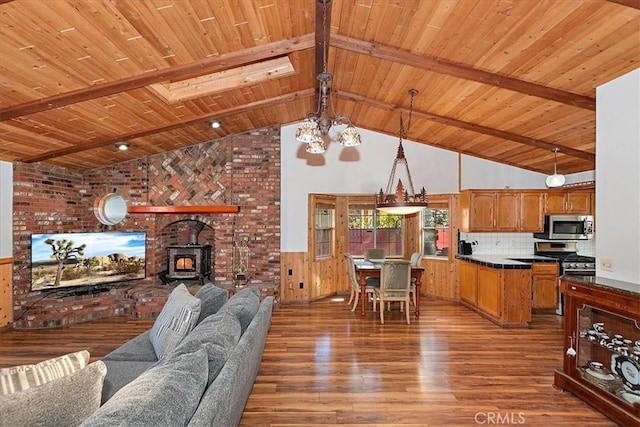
[{"xmin": 0, "ymin": 298, "xmax": 617, "ymax": 426}]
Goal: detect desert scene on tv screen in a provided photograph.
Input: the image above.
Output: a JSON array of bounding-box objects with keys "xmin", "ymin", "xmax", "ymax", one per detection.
[{"xmin": 31, "ymin": 232, "xmax": 146, "ymax": 291}]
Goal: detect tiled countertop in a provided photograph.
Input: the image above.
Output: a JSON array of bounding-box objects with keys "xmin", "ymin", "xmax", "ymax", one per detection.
[{"xmin": 455, "ymin": 254, "xmax": 559, "ymax": 269}]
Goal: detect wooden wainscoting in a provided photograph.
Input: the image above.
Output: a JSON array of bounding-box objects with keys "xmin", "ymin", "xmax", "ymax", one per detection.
[{"xmin": 0, "ymin": 257, "xmax": 12, "ymax": 327}]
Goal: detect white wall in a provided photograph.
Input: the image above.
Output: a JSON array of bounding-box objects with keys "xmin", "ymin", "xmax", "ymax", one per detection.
[
  {"xmin": 0, "ymin": 161, "xmax": 13, "ymax": 258},
  {"xmin": 462, "ymin": 155, "xmax": 594, "ymax": 189},
  {"xmin": 281, "ymin": 124, "xmax": 591, "ymax": 252},
  {"xmin": 595, "ymin": 68, "xmax": 640, "ymax": 284}
]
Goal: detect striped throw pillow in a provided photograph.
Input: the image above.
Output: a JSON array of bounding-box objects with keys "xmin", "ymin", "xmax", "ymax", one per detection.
[
  {"xmin": 150, "ymin": 284, "xmax": 202, "ymax": 359},
  {"xmin": 0, "ymin": 350, "xmax": 90, "ymax": 395}
]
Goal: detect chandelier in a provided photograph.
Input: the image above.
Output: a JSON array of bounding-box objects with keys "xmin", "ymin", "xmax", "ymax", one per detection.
[
  {"xmin": 375, "ymin": 89, "xmax": 428, "ymax": 215},
  {"xmin": 295, "ymin": 0, "xmax": 361, "ymax": 153}
]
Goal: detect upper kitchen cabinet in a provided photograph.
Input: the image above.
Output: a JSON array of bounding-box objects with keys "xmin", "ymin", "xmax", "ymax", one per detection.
[
  {"xmin": 460, "ymin": 190, "xmax": 543, "ymax": 232},
  {"xmin": 544, "ymin": 191, "xmax": 593, "ymax": 215},
  {"xmin": 460, "ymin": 191, "xmax": 496, "ymax": 232},
  {"xmin": 520, "ymin": 191, "xmax": 544, "ymax": 232}
]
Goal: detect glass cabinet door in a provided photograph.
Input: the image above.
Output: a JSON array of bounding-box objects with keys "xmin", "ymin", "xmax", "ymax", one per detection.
[{"xmin": 576, "ymin": 304, "xmax": 640, "ymax": 408}]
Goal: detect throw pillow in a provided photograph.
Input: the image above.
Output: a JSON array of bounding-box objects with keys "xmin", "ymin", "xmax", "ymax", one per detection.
[
  {"xmin": 0, "ymin": 360, "xmax": 107, "ymax": 427},
  {"xmin": 81, "ymin": 348, "xmax": 208, "ymax": 427},
  {"xmin": 150, "ymin": 283, "xmax": 202, "ymax": 359},
  {"xmin": 194, "ymin": 282, "xmax": 228, "ymax": 324},
  {"xmin": 220, "ymin": 286, "xmax": 260, "ymax": 333},
  {"xmin": 170, "ymin": 310, "xmax": 241, "ymax": 385},
  {"xmin": 0, "ymin": 349, "xmax": 90, "ymax": 395}
]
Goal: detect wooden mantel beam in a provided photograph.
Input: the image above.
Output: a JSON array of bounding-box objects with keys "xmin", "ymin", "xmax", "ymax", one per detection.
[{"xmin": 127, "ymin": 205, "xmax": 239, "ymax": 215}]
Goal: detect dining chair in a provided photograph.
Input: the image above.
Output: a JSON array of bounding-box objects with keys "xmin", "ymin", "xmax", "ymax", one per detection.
[
  {"xmin": 344, "ymin": 254, "xmax": 379, "ymax": 312},
  {"xmin": 374, "ymin": 260, "xmax": 412, "ymax": 324},
  {"xmin": 409, "ymin": 252, "xmax": 423, "ymax": 307},
  {"xmin": 364, "ymin": 248, "xmax": 385, "ymax": 261}
]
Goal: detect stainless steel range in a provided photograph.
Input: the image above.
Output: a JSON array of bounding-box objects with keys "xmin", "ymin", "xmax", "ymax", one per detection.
[{"xmin": 534, "ymin": 242, "xmax": 596, "ymax": 315}]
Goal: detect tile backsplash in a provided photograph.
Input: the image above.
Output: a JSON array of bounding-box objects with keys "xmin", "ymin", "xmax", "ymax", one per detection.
[{"xmin": 460, "ymin": 232, "xmax": 596, "ymax": 256}]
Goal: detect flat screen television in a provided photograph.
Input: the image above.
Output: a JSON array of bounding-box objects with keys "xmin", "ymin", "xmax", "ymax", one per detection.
[{"xmin": 30, "ymin": 231, "xmax": 146, "ymax": 291}]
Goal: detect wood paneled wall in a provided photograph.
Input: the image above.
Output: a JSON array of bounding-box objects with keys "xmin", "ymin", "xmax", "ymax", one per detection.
[
  {"xmin": 280, "ymin": 193, "xmax": 461, "ymax": 305},
  {"xmin": 0, "ymin": 258, "xmax": 12, "ymax": 327}
]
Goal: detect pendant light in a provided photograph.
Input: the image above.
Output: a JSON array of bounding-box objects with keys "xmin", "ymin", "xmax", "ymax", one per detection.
[
  {"xmin": 546, "ymin": 148, "xmax": 565, "ymax": 188},
  {"xmin": 375, "ymin": 89, "xmax": 428, "ymax": 215}
]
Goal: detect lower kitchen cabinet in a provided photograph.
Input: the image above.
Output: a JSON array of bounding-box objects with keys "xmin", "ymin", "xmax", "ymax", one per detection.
[
  {"xmin": 459, "ymin": 260, "xmax": 478, "ymax": 306},
  {"xmin": 477, "ymin": 266, "xmax": 501, "ymax": 318},
  {"xmin": 458, "ymin": 260, "xmax": 532, "ymax": 327},
  {"xmin": 531, "ymin": 262, "xmax": 559, "ymax": 312}
]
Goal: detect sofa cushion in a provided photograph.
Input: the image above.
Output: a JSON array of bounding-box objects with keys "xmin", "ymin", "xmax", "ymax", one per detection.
[
  {"xmin": 194, "ymin": 282, "xmax": 228, "ymax": 324},
  {"xmin": 220, "ymin": 286, "xmax": 261, "ymax": 333},
  {"xmin": 82, "ymin": 348, "xmax": 208, "ymax": 427},
  {"xmin": 170, "ymin": 310, "xmax": 241, "ymax": 385},
  {"xmin": 100, "ymin": 360, "xmax": 155, "ymax": 404},
  {"xmin": 102, "ymin": 330, "xmax": 157, "ymax": 362},
  {"xmin": 150, "ymin": 283, "xmax": 202, "ymax": 359},
  {"xmin": 0, "ymin": 360, "xmax": 106, "ymax": 427},
  {"xmin": 0, "ymin": 349, "xmax": 90, "ymax": 394}
]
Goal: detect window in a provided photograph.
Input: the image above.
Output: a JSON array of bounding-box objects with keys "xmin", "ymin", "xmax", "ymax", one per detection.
[
  {"xmin": 421, "ymin": 202, "xmax": 450, "ymax": 258},
  {"xmin": 315, "ymin": 204, "xmax": 334, "ymax": 258},
  {"xmin": 348, "ymin": 207, "xmax": 403, "ymax": 257}
]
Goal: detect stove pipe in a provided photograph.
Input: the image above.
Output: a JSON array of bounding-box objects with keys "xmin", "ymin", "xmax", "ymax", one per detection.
[{"xmin": 188, "ymin": 222, "xmax": 205, "ymax": 245}]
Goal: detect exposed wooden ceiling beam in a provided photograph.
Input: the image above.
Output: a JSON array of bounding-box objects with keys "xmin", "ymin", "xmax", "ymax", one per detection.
[
  {"xmin": 606, "ymin": 0, "xmax": 640, "ymax": 10},
  {"xmin": 0, "ymin": 34, "xmax": 315, "ymax": 121},
  {"xmin": 19, "ymin": 89, "xmax": 315, "ymax": 163},
  {"xmin": 331, "ymin": 34, "xmax": 596, "ymax": 111},
  {"xmin": 337, "ymin": 91, "xmax": 595, "ymax": 162}
]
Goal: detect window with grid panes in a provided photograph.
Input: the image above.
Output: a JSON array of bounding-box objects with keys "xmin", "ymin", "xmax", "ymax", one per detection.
[
  {"xmin": 315, "ymin": 203, "xmax": 334, "ymax": 259},
  {"xmin": 421, "ymin": 199, "xmax": 450, "ymax": 258},
  {"xmin": 348, "ymin": 204, "xmax": 403, "ymax": 257}
]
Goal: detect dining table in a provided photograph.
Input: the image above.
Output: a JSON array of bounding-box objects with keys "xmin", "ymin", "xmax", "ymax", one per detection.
[{"xmin": 354, "ymin": 259, "xmax": 425, "ymax": 317}]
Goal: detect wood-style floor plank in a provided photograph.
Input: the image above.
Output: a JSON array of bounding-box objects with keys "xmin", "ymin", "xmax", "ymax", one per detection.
[{"xmin": 0, "ymin": 298, "xmax": 617, "ymax": 426}]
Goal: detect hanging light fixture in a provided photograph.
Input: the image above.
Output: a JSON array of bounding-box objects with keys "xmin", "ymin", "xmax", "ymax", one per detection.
[
  {"xmin": 546, "ymin": 148, "xmax": 566, "ymax": 188},
  {"xmin": 295, "ymin": 0, "xmax": 361, "ymax": 153},
  {"xmin": 375, "ymin": 89, "xmax": 428, "ymax": 215}
]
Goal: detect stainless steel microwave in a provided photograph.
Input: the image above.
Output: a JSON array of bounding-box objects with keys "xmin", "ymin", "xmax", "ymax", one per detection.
[{"xmin": 534, "ymin": 215, "xmax": 594, "ymax": 240}]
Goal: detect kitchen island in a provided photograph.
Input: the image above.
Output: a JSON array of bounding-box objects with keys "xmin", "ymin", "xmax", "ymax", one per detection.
[{"xmin": 456, "ymin": 254, "xmax": 559, "ymax": 328}]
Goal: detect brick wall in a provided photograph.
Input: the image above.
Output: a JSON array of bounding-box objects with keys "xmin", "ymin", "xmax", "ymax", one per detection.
[{"xmin": 11, "ymin": 126, "xmax": 281, "ymax": 328}]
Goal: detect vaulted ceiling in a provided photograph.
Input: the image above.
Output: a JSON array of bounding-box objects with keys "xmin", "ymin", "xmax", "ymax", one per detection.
[{"xmin": 1, "ymin": 0, "xmax": 638, "ymax": 174}]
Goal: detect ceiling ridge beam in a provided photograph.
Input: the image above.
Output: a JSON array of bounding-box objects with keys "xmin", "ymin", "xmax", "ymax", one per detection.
[
  {"xmin": 337, "ymin": 91, "xmax": 595, "ymax": 162},
  {"xmin": 331, "ymin": 34, "xmax": 595, "ymax": 111},
  {"xmin": 0, "ymin": 33, "xmax": 315, "ymax": 122},
  {"xmin": 19, "ymin": 89, "xmax": 315, "ymax": 164}
]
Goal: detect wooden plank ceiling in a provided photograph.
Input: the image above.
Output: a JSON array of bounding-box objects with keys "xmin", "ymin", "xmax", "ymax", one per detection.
[{"xmin": 0, "ymin": 0, "xmax": 638, "ymax": 174}]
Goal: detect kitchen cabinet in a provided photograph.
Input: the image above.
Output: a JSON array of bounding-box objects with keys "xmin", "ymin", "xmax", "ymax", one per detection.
[
  {"xmin": 544, "ymin": 190, "xmax": 593, "ymax": 214},
  {"xmin": 460, "ymin": 191, "xmax": 495, "ymax": 231},
  {"xmin": 477, "ymin": 266, "xmax": 501, "ymax": 318},
  {"xmin": 457, "ymin": 259, "xmax": 531, "ymax": 327},
  {"xmin": 459, "ymin": 260, "xmax": 478, "ymax": 306},
  {"xmin": 460, "ymin": 190, "xmax": 524, "ymax": 232},
  {"xmin": 496, "ymin": 192, "xmax": 520, "ymax": 231},
  {"xmin": 531, "ymin": 262, "xmax": 559, "ymax": 312},
  {"xmin": 555, "ymin": 277, "xmax": 640, "ymax": 426},
  {"xmin": 520, "ymin": 191, "xmax": 544, "ymax": 231}
]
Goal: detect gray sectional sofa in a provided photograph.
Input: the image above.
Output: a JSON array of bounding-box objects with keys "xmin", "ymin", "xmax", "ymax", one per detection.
[{"xmin": 81, "ymin": 283, "xmax": 273, "ymax": 427}]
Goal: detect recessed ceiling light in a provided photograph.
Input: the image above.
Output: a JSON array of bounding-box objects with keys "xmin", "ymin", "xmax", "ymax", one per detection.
[
  {"xmin": 115, "ymin": 143, "xmax": 129, "ymax": 151},
  {"xmin": 210, "ymin": 120, "xmax": 221, "ymax": 129}
]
